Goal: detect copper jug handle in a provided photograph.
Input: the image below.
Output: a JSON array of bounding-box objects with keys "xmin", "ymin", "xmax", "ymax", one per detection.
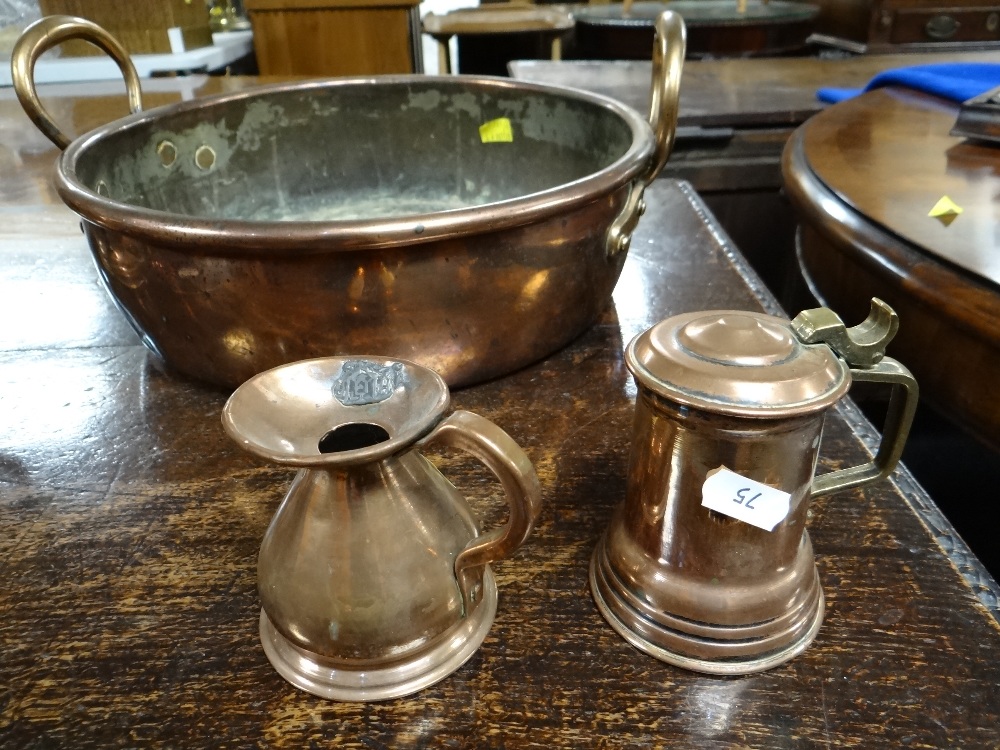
[
  {"xmin": 793, "ymin": 299, "xmax": 920, "ymax": 497},
  {"xmin": 418, "ymin": 410, "xmax": 543, "ymax": 615},
  {"xmin": 606, "ymin": 10, "xmax": 686, "ymax": 258},
  {"xmin": 11, "ymin": 15, "xmax": 144, "ymax": 150}
]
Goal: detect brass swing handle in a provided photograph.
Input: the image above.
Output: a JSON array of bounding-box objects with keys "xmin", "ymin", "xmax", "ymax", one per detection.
[
  {"xmin": 606, "ymin": 10, "xmax": 686, "ymax": 258},
  {"xmin": 12, "ymin": 15, "xmax": 144, "ymax": 150},
  {"xmin": 418, "ymin": 410, "xmax": 543, "ymax": 616}
]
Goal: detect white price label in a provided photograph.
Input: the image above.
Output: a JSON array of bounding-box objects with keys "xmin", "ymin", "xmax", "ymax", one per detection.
[{"xmin": 701, "ymin": 467, "xmax": 791, "ymax": 532}]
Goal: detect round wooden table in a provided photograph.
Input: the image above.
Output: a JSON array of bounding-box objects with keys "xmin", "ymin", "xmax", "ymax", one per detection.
[
  {"xmin": 572, "ymin": 0, "xmax": 820, "ymax": 59},
  {"xmin": 782, "ymin": 87, "xmax": 1000, "ymax": 449}
]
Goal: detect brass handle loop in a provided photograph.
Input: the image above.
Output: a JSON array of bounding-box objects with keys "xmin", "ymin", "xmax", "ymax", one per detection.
[
  {"xmin": 811, "ymin": 357, "xmax": 919, "ymax": 497},
  {"xmin": 606, "ymin": 10, "xmax": 686, "ymax": 258},
  {"xmin": 641, "ymin": 10, "xmax": 686, "ymax": 186},
  {"xmin": 11, "ymin": 15, "xmax": 143, "ymax": 150},
  {"xmin": 419, "ymin": 410, "xmax": 542, "ymax": 616}
]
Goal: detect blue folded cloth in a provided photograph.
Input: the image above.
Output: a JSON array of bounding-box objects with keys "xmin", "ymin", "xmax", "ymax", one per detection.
[{"xmin": 816, "ymin": 62, "xmax": 1000, "ymax": 104}]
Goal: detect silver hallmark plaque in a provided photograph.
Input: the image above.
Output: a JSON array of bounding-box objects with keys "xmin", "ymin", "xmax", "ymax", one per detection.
[{"xmin": 333, "ymin": 360, "xmax": 404, "ymax": 406}]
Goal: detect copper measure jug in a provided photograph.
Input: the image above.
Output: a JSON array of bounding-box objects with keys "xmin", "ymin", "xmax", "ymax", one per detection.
[
  {"xmin": 223, "ymin": 356, "xmax": 542, "ymax": 700},
  {"xmin": 591, "ymin": 299, "xmax": 918, "ymax": 674}
]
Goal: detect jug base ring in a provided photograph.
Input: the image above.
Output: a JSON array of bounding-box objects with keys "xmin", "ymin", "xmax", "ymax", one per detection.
[
  {"xmin": 259, "ymin": 568, "xmax": 498, "ymax": 701},
  {"xmin": 589, "ymin": 555, "xmax": 825, "ymax": 676}
]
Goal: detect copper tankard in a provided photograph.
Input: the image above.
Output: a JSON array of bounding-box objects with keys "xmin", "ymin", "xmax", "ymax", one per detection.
[{"xmin": 591, "ymin": 300, "xmax": 918, "ymax": 674}]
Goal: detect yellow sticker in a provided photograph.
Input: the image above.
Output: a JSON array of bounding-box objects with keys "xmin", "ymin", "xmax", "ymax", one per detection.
[
  {"xmin": 928, "ymin": 195, "xmax": 963, "ymax": 218},
  {"xmin": 479, "ymin": 118, "xmax": 513, "ymax": 143}
]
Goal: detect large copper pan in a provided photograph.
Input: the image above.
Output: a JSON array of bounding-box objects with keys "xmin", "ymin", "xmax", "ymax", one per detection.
[{"xmin": 12, "ymin": 14, "xmax": 685, "ymax": 389}]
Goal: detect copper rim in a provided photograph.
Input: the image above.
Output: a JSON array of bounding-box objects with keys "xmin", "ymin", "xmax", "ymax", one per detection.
[{"xmin": 55, "ymin": 75, "xmax": 656, "ymax": 255}]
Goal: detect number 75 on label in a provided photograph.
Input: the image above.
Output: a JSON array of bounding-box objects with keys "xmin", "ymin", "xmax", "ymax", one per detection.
[{"xmin": 701, "ymin": 467, "xmax": 792, "ymax": 532}]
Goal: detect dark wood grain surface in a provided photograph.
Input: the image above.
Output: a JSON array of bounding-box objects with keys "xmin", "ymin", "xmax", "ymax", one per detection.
[
  {"xmin": 510, "ymin": 50, "xmax": 1000, "ymax": 128},
  {"xmin": 792, "ymin": 88, "xmax": 1000, "ymax": 286},
  {"xmin": 2, "ymin": 78, "xmax": 1000, "ymax": 748},
  {"xmin": 806, "ymin": 0, "xmax": 1000, "ymax": 54},
  {"xmin": 782, "ymin": 87, "xmax": 1000, "ymax": 450}
]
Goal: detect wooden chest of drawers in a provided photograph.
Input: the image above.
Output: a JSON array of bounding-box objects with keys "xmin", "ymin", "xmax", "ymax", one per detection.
[
  {"xmin": 244, "ymin": 0, "xmax": 423, "ymax": 76},
  {"xmin": 808, "ymin": 0, "xmax": 1000, "ymax": 52}
]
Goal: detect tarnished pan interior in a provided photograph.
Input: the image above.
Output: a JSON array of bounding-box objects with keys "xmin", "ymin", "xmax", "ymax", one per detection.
[{"xmin": 73, "ymin": 80, "xmax": 637, "ymax": 223}]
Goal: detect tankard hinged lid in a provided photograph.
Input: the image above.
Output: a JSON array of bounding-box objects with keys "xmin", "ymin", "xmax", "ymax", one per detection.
[{"xmin": 626, "ymin": 309, "xmax": 852, "ymax": 417}]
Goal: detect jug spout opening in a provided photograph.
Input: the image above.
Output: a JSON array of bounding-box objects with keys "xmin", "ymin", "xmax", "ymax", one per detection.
[{"xmin": 318, "ymin": 422, "xmax": 391, "ymax": 454}]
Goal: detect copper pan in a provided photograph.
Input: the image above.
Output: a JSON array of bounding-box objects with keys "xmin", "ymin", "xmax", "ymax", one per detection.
[{"xmin": 12, "ymin": 14, "xmax": 685, "ymax": 389}]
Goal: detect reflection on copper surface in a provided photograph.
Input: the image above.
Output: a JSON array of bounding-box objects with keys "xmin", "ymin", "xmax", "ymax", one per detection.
[
  {"xmin": 517, "ymin": 269, "xmax": 552, "ymax": 309},
  {"xmin": 223, "ymin": 328, "xmax": 257, "ymax": 359},
  {"xmin": 612, "ymin": 244, "xmax": 661, "ymax": 348}
]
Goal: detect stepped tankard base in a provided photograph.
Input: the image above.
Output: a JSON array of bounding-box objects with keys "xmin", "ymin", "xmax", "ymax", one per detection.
[{"xmin": 590, "ymin": 542, "xmax": 825, "ymax": 676}]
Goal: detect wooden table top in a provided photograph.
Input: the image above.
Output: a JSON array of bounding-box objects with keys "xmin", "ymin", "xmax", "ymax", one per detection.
[
  {"xmin": 792, "ymin": 88, "xmax": 1000, "ymax": 287},
  {"xmin": 782, "ymin": 87, "xmax": 1000, "ymax": 447},
  {"xmin": 510, "ymin": 50, "xmax": 1000, "ymax": 129},
  {"xmin": 2, "ymin": 77, "xmax": 1000, "ymax": 748}
]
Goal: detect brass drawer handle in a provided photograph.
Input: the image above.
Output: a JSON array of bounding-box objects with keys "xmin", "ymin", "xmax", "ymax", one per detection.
[{"xmin": 925, "ymin": 14, "xmax": 960, "ymax": 40}]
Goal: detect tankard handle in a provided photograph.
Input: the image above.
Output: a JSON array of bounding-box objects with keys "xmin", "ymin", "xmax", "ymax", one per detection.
[
  {"xmin": 11, "ymin": 15, "xmax": 144, "ymax": 149},
  {"xmin": 418, "ymin": 410, "xmax": 543, "ymax": 615},
  {"xmin": 789, "ymin": 292, "xmax": 921, "ymax": 503},
  {"xmin": 810, "ymin": 357, "xmax": 918, "ymax": 497},
  {"xmin": 792, "ymin": 299, "xmax": 919, "ymax": 497}
]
